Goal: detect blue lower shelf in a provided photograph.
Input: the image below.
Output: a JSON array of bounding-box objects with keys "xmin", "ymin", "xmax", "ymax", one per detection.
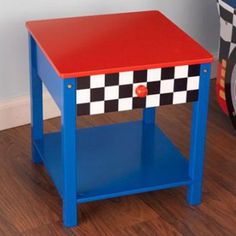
[{"xmin": 34, "ymin": 121, "xmax": 191, "ymax": 203}]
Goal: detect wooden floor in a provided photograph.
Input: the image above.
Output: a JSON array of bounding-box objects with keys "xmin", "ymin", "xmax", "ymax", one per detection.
[{"xmin": 0, "ymin": 80, "xmax": 236, "ymax": 236}]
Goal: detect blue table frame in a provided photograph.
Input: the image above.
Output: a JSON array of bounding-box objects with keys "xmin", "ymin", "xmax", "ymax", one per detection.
[{"xmin": 29, "ymin": 35, "xmax": 211, "ymax": 227}]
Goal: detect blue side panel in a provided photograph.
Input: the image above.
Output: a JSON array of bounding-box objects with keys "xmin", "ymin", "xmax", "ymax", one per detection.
[{"xmin": 36, "ymin": 45, "xmax": 63, "ymax": 111}]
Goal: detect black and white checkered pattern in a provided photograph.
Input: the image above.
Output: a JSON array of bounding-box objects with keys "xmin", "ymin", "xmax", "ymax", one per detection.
[
  {"xmin": 76, "ymin": 65, "xmax": 201, "ymax": 116},
  {"xmin": 217, "ymin": 0, "xmax": 236, "ymax": 59}
]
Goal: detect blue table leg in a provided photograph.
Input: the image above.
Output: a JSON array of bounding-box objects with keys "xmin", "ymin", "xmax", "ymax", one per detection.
[
  {"xmin": 61, "ymin": 79, "xmax": 77, "ymax": 227},
  {"xmin": 143, "ymin": 108, "xmax": 156, "ymax": 124},
  {"xmin": 187, "ymin": 63, "xmax": 211, "ymax": 205},
  {"xmin": 142, "ymin": 108, "xmax": 156, "ymax": 161},
  {"xmin": 29, "ymin": 35, "xmax": 43, "ymax": 164}
]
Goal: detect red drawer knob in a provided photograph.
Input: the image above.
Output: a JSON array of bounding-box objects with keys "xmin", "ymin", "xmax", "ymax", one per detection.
[{"xmin": 135, "ymin": 85, "xmax": 148, "ymax": 98}]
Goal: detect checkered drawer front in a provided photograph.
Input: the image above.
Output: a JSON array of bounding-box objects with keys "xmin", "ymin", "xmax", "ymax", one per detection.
[{"xmin": 76, "ymin": 64, "xmax": 201, "ymax": 116}]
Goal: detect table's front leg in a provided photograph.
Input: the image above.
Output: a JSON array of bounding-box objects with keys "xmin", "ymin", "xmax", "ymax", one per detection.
[
  {"xmin": 61, "ymin": 79, "xmax": 77, "ymax": 227},
  {"xmin": 187, "ymin": 63, "xmax": 211, "ymax": 205},
  {"xmin": 29, "ymin": 35, "xmax": 43, "ymax": 164}
]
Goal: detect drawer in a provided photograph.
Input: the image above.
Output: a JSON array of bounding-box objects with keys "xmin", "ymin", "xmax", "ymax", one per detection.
[{"xmin": 76, "ymin": 64, "xmax": 200, "ymax": 116}]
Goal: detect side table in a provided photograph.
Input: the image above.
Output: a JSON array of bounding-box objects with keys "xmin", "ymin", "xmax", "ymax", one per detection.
[{"xmin": 26, "ymin": 11, "xmax": 213, "ymax": 227}]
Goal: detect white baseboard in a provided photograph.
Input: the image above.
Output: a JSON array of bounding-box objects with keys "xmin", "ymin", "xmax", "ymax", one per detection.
[
  {"xmin": 0, "ymin": 91, "xmax": 60, "ymax": 131},
  {"xmin": 0, "ymin": 53, "xmax": 218, "ymax": 131}
]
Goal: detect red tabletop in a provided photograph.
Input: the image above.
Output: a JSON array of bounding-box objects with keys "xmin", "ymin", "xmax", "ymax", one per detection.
[{"xmin": 26, "ymin": 11, "xmax": 213, "ymax": 79}]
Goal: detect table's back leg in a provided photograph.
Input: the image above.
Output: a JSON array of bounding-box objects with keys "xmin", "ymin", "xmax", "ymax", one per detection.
[
  {"xmin": 143, "ymin": 108, "xmax": 156, "ymax": 124},
  {"xmin": 187, "ymin": 63, "xmax": 211, "ymax": 205},
  {"xmin": 29, "ymin": 35, "xmax": 43, "ymax": 164},
  {"xmin": 61, "ymin": 79, "xmax": 78, "ymax": 227}
]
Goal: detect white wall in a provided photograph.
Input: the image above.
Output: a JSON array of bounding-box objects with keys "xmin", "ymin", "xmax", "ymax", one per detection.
[{"xmin": 0, "ymin": 0, "xmax": 219, "ymax": 101}]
